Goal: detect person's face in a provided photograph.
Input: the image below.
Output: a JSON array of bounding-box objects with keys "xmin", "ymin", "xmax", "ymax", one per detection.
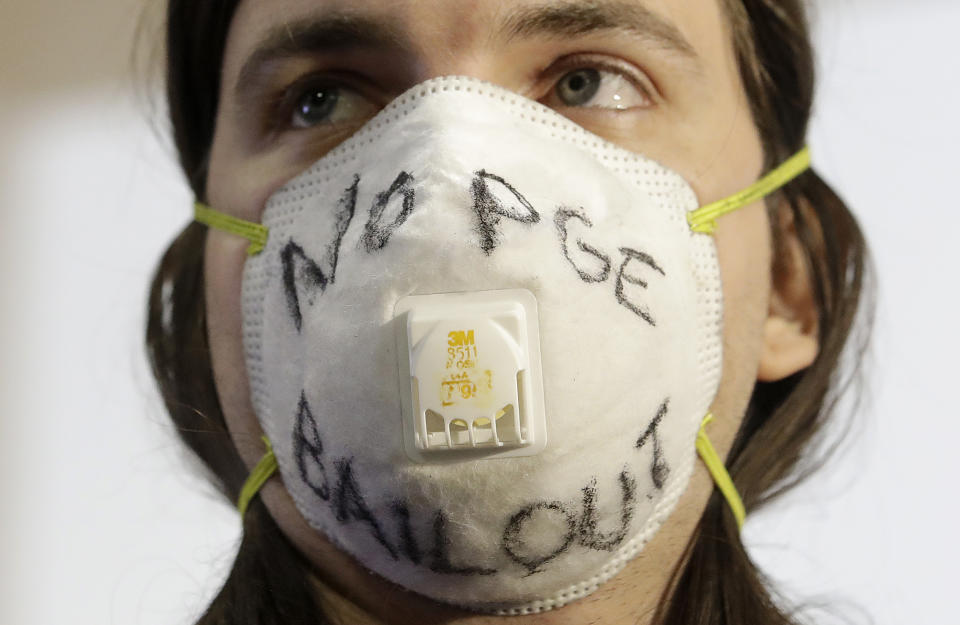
[{"xmin": 202, "ymin": 1, "xmax": 817, "ymax": 621}]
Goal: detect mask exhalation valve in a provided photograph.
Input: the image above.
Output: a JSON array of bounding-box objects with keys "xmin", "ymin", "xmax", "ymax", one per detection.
[{"xmin": 394, "ymin": 289, "xmax": 547, "ymax": 463}]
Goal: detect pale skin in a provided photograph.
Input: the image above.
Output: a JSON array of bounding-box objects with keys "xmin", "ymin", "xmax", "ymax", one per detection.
[{"xmin": 202, "ymin": 1, "xmax": 820, "ymax": 623}]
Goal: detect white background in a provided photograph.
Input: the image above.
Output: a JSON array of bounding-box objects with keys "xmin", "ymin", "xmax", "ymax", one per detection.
[{"xmin": 1, "ymin": 0, "xmax": 956, "ymax": 623}]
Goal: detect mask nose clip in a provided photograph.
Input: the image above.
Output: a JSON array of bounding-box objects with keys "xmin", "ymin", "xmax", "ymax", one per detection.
[{"xmin": 394, "ymin": 289, "xmax": 547, "ymax": 463}]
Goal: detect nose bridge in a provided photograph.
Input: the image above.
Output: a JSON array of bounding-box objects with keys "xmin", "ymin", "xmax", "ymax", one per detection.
[
  {"xmin": 386, "ymin": 82, "xmax": 549, "ymax": 214},
  {"xmin": 385, "ymin": 86, "xmax": 501, "ymax": 180},
  {"xmin": 353, "ymin": 82, "xmax": 553, "ymax": 260},
  {"xmin": 415, "ymin": 90, "xmax": 503, "ymax": 226},
  {"xmin": 409, "ymin": 53, "xmax": 505, "ymax": 89},
  {"xmin": 392, "ymin": 2, "xmax": 515, "ymax": 89},
  {"xmin": 413, "ymin": 86, "xmax": 552, "ymax": 210}
]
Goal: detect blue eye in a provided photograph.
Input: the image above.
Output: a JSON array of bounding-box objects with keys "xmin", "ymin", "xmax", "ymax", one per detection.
[
  {"xmin": 288, "ymin": 82, "xmax": 379, "ymax": 130},
  {"xmin": 550, "ymin": 65, "xmax": 651, "ymax": 111},
  {"xmin": 556, "ymin": 69, "xmax": 602, "ymax": 106},
  {"xmin": 294, "ymin": 86, "xmax": 341, "ymax": 127}
]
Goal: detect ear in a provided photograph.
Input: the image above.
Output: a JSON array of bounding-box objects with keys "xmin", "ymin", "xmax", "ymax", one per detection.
[{"xmin": 757, "ymin": 204, "xmax": 820, "ymax": 382}]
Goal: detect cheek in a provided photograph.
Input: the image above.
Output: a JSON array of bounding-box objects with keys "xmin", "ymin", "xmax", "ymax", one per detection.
[
  {"xmin": 204, "ymin": 229, "xmax": 264, "ymax": 458},
  {"xmin": 711, "ymin": 202, "xmax": 772, "ymax": 419}
]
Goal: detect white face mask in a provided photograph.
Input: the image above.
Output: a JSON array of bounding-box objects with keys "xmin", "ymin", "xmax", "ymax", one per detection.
[{"xmin": 196, "ymin": 76, "xmax": 810, "ymax": 614}]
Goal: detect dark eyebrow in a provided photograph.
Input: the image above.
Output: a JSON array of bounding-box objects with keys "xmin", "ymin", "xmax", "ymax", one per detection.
[
  {"xmin": 234, "ymin": 14, "xmax": 408, "ymax": 98},
  {"xmin": 500, "ymin": 0, "xmax": 698, "ymax": 61}
]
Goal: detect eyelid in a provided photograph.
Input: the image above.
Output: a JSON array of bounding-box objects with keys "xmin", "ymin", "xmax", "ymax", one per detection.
[
  {"xmin": 269, "ymin": 70, "xmax": 382, "ymax": 134},
  {"xmin": 540, "ymin": 53, "xmax": 660, "ymax": 108}
]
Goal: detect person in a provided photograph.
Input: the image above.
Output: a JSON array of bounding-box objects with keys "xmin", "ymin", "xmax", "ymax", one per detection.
[{"xmin": 148, "ymin": 0, "xmax": 869, "ymax": 623}]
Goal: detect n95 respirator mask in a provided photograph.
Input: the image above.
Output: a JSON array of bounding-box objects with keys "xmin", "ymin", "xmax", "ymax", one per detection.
[{"xmin": 195, "ymin": 76, "xmax": 810, "ymax": 614}]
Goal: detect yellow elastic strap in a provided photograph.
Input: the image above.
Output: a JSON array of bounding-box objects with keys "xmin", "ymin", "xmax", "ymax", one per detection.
[
  {"xmin": 696, "ymin": 414, "xmax": 746, "ymax": 529},
  {"xmin": 235, "ymin": 425, "xmax": 745, "ymax": 528},
  {"xmin": 687, "ymin": 146, "xmax": 812, "ymax": 235},
  {"xmin": 194, "ymin": 201, "xmax": 269, "ymax": 256},
  {"xmin": 237, "ymin": 436, "xmax": 278, "ymax": 519}
]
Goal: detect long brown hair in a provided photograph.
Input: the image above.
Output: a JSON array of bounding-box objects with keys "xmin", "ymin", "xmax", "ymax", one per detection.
[{"xmin": 147, "ymin": 1, "xmax": 870, "ymax": 623}]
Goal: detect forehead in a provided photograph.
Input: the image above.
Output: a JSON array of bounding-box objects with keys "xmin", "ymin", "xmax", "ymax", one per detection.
[{"xmin": 221, "ymin": 0, "xmax": 731, "ymax": 81}]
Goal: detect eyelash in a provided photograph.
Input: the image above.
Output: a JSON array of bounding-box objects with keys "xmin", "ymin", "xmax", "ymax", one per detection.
[
  {"xmin": 539, "ymin": 53, "xmax": 657, "ymax": 107},
  {"xmin": 266, "ymin": 71, "xmax": 370, "ymax": 133},
  {"xmin": 268, "ymin": 55, "xmax": 657, "ymax": 134}
]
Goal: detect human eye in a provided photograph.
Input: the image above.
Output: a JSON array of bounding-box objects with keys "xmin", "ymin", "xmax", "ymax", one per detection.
[
  {"xmin": 540, "ymin": 57, "xmax": 654, "ymax": 111},
  {"xmin": 278, "ymin": 75, "xmax": 380, "ymax": 131}
]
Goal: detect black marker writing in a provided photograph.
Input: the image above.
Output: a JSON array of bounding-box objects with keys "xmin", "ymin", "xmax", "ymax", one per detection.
[
  {"xmin": 430, "ymin": 511, "xmax": 497, "ymax": 575},
  {"xmin": 281, "ymin": 241, "xmax": 325, "ymax": 333},
  {"xmin": 554, "ymin": 207, "xmax": 612, "ymax": 283},
  {"xmin": 636, "ymin": 399, "xmax": 670, "ymax": 490},
  {"xmin": 470, "ymin": 170, "xmax": 540, "ymax": 254},
  {"xmin": 293, "ymin": 392, "xmax": 651, "ymax": 577},
  {"xmin": 280, "ymin": 175, "xmax": 359, "ymax": 331},
  {"xmin": 577, "ymin": 470, "xmax": 637, "ymax": 551},
  {"xmin": 333, "ymin": 458, "xmax": 398, "ymax": 560},
  {"xmin": 362, "ymin": 171, "xmax": 416, "ymax": 252},
  {"xmin": 294, "ymin": 391, "xmax": 331, "ymax": 500},
  {"xmin": 391, "ymin": 500, "xmax": 422, "ymax": 565},
  {"xmin": 500, "ymin": 464, "xmax": 640, "ymax": 576},
  {"xmin": 502, "ymin": 502, "xmax": 578, "ymax": 576},
  {"xmin": 615, "ymin": 247, "xmax": 666, "ymax": 326}
]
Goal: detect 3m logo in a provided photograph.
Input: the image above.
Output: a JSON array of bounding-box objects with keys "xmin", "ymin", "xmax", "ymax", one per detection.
[{"xmin": 447, "ymin": 330, "xmax": 475, "ymax": 347}]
